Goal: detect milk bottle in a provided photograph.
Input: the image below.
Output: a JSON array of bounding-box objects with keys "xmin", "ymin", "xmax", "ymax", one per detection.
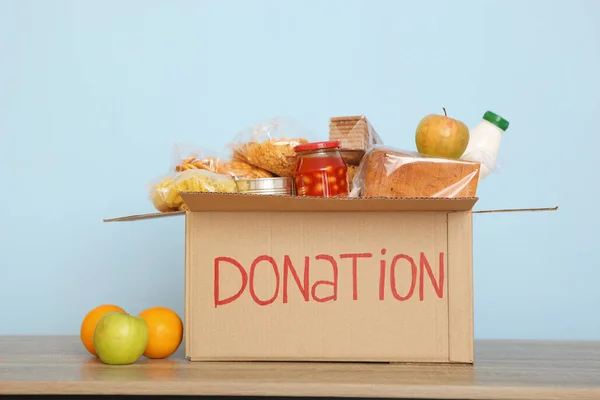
[{"xmin": 461, "ymin": 111, "xmax": 510, "ymax": 181}]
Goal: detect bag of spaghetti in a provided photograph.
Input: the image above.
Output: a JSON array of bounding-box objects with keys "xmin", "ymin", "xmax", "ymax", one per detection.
[{"xmin": 149, "ymin": 169, "xmax": 238, "ymax": 212}]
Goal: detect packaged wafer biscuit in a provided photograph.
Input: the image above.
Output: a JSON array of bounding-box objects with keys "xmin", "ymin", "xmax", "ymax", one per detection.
[{"xmin": 329, "ymin": 115, "xmax": 384, "ymax": 156}]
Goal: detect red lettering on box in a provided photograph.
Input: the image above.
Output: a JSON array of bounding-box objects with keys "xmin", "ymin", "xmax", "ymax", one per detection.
[
  {"xmin": 214, "ymin": 256, "xmax": 248, "ymax": 308},
  {"xmin": 249, "ymin": 255, "xmax": 280, "ymax": 306},
  {"xmin": 212, "ymin": 250, "xmax": 445, "ymax": 308},
  {"xmin": 340, "ymin": 253, "xmax": 372, "ymax": 300},
  {"xmin": 379, "ymin": 248, "xmax": 387, "ymax": 300},
  {"xmin": 310, "ymin": 254, "xmax": 338, "ymax": 303},
  {"xmin": 389, "ymin": 254, "xmax": 417, "ymax": 301},
  {"xmin": 283, "ymin": 255, "xmax": 310, "ymax": 303},
  {"xmin": 419, "ymin": 252, "xmax": 444, "ymax": 301}
]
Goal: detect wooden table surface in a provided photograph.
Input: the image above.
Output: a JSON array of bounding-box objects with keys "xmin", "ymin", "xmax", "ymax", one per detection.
[{"xmin": 1, "ymin": 336, "xmax": 600, "ymax": 399}]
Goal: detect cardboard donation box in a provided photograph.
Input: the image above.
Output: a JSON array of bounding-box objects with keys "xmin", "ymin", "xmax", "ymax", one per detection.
[{"xmin": 107, "ymin": 192, "xmax": 482, "ymax": 364}]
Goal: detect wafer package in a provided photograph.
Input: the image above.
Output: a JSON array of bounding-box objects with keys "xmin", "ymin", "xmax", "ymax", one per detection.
[{"xmin": 329, "ymin": 115, "xmax": 384, "ymax": 155}]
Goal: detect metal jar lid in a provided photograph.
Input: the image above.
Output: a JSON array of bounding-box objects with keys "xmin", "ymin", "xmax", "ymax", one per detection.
[{"xmin": 235, "ymin": 177, "xmax": 294, "ymax": 194}]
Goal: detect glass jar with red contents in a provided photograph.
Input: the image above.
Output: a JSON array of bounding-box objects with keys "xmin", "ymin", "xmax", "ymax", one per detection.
[{"xmin": 293, "ymin": 140, "xmax": 348, "ymax": 197}]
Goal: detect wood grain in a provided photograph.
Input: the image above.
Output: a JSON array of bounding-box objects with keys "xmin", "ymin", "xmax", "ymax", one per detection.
[{"xmin": 1, "ymin": 336, "xmax": 600, "ymax": 399}]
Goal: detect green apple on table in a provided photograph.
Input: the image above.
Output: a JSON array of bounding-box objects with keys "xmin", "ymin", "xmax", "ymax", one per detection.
[{"xmin": 93, "ymin": 312, "xmax": 149, "ymax": 365}]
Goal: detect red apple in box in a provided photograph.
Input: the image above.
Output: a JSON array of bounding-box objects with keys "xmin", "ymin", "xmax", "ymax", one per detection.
[{"xmin": 415, "ymin": 108, "xmax": 470, "ymax": 159}]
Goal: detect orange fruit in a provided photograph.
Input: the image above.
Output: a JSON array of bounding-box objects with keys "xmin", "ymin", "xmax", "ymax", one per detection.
[
  {"xmin": 80, "ymin": 304, "xmax": 126, "ymax": 356},
  {"xmin": 138, "ymin": 306, "xmax": 183, "ymax": 359}
]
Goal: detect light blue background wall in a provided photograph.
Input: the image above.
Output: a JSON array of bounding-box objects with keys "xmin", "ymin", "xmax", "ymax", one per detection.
[{"xmin": 0, "ymin": 0, "xmax": 597, "ymax": 339}]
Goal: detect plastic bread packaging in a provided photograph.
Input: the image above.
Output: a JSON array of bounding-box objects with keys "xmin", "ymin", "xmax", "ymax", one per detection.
[
  {"xmin": 149, "ymin": 169, "xmax": 238, "ymax": 212},
  {"xmin": 349, "ymin": 145, "xmax": 481, "ymax": 198},
  {"xmin": 227, "ymin": 117, "xmax": 314, "ymax": 177},
  {"xmin": 171, "ymin": 143, "xmax": 274, "ymax": 180}
]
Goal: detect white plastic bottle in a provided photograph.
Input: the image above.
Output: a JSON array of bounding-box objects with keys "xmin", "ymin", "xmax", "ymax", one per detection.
[{"xmin": 461, "ymin": 111, "xmax": 510, "ymax": 181}]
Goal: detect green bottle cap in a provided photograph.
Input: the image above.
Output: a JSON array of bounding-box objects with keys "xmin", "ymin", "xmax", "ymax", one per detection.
[{"xmin": 483, "ymin": 111, "xmax": 509, "ymax": 131}]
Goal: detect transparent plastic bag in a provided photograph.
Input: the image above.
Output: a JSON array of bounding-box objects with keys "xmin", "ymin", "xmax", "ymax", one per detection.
[
  {"xmin": 149, "ymin": 169, "xmax": 238, "ymax": 212},
  {"xmin": 328, "ymin": 115, "xmax": 383, "ymax": 152},
  {"xmin": 227, "ymin": 117, "xmax": 315, "ymax": 177},
  {"xmin": 347, "ymin": 165, "xmax": 358, "ymax": 192},
  {"xmin": 350, "ymin": 145, "xmax": 481, "ymax": 198},
  {"xmin": 461, "ymin": 147, "xmax": 501, "ymax": 180},
  {"xmin": 171, "ymin": 143, "xmax": 274, "ymax": 179}
]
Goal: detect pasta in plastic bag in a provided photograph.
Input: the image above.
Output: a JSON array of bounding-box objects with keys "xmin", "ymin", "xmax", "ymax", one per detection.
[
  {"xmin": 171, "ymin": 143, "xmax": 274, "ymax": 179},
  {"xmin": 350, "ymin": 146, "xmax": 481, "ymax": 198},
  {"xmin": 228, "ymin": 117, "xmax": 314, "ymax": 177},
  {"xmin": 149, "ymin": 169, "xmax": 238, "ymax": 212}
]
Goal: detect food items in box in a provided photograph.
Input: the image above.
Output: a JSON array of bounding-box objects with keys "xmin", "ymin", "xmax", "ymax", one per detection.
[
  {"xmin": 235, "ymin": 177, "xmax": 295, "ymax": 196},
  {"xmin": 294, "ymin": 141, "xmax": 348, "ymax": 197},
  {"xmin": 228, "ymin": 117, "xmax": 313, "ymax": 177},
  {"xmin": 176, "ymin": 156, "xmax": 274, "ymax": 179},
  {"xmin": 415, "ymin": 108, "xmax": 470, "ymax": 159},
  {"xmin": 172, "ymin": 143, "xmax": 274, "ymax": 179},
  {"xmin": 171, "ymin": 143, "xmax": 219, "ymax": 173},
  {"xmin": 350, "ymin": 146, "xmax": 481, "ymax": 198},
  {"xmin": 339, "ymin": 149, "xmax": 365, "ymax": 166},
  {"xmin": 150, "ymin": 169, "xmax": 238, "ymax": 212},
  {"xmin": 175, "ymin": 156, "xmax": 220, "ymax": 172},
  {"xmin": 218, "ymin": 161, "xmax": 274, "ymax": 179},
  {"xmin": 329, "ymin": 115, "xmax": 383, "ymax": 152},
  {"xmin": 461, "ymin": 110, "xmax": 510, "ymax": 181},
  {"xmin": 231, "ymin": 140, "xmax": 304, "ymax": 177}
]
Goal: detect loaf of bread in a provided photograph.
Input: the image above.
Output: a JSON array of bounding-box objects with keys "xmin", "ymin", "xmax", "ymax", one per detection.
[
  {"xmin": 329, "ymin": 115, "xmax": 383, "ymax": 151},
  {"xmin": 354, "ymin": 147, "xmax": 481, "ymax": 198}
]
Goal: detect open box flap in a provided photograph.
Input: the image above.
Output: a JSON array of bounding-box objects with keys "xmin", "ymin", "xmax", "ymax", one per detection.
[
  {"xmin": 104, "ymin": 211, "xmax": 184, "ymax": 222},
  {"xmin": 103, "ymin": 192, "xmax": 558, "ymax": 222},
  {"xmin": 473, "ymin": 206, "xmax": 558, "ymax": 214}
]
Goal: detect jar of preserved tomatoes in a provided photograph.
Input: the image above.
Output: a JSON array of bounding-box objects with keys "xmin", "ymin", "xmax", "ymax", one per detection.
[{"xmin": 293, "ymin": 140, "xmax": 348, "ymax": 197}]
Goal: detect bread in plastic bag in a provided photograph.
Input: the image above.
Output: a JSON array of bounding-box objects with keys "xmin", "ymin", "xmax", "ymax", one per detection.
[
  {"xmin": 228, "ymin": 117, "xmax": 313, "ymax": 177},
  {"xmin": 171, "ymin": 143, "xmax": 274, "ymax": 179},
  {"xmin": 149, "ymin": 169, "xmax": 238, "ymax": 212},
  {"xmin": 350, "ymin": 146, "xmax": 481, "ymax": 198}
]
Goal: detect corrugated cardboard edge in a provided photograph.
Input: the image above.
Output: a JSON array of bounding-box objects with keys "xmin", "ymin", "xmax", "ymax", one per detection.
[
  {"xmin": 104, "ymin": 211, "xmax": 184, "ymax": 222},
  {"xmin": 447, "ymin": 211, "xmax": 474, "ymax": 363},
  {"xmin": 472, "ymin": 206, "xmax": 558, "ymax": 214},
  {"xmin": 103, "ymin": 205, "xmax": 559, "ymax": 222},
  {"xmin": 184, "ymin": 211, "xmax": 193, "ymax": 361},
  {"xmin": 179, "ymin": 193, "xmax": 479, "ymax": 212}
]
